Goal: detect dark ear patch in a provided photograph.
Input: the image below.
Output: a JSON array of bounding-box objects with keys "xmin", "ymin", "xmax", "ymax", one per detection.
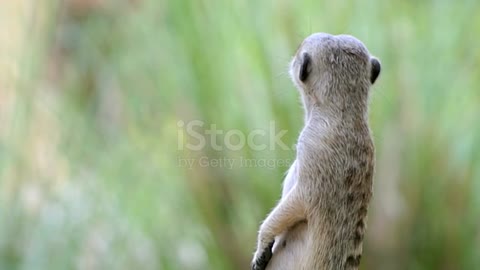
[
  {"xmin": 370, "ymin": 57, "xmax": 381, "ymax": 84},
  {"xmin": 299, "ymin": 52, "xmax": 311, "ymax": 82}
]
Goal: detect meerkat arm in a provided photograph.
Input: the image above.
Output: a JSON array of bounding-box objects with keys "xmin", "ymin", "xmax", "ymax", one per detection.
[{"xmin": 252, "ymin": 187, "xmax": 305, "ymax": 270}]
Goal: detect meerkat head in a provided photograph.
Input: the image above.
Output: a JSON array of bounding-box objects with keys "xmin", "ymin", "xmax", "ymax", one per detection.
[{"xmin": 289, "ymin": 33, "xmax": 381, "ymax": 109}]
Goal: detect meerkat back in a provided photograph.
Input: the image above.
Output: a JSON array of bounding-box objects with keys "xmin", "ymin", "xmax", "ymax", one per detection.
[{"xmin": 252, "ymin": 33, "xmax": 380, "ymax": 270}]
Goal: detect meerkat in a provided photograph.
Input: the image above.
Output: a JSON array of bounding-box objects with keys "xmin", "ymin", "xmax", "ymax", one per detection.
[{"xmin": 251, "ymin": 33, "xmax": 381, "ymax": 270}]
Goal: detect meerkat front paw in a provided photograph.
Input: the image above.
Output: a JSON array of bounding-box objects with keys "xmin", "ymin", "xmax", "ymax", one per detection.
[{"xmin": 251, "ymin": 240, "xmax": 274, "ymax": 270}]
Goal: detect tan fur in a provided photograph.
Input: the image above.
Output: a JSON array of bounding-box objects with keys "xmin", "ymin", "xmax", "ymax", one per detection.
[{"xmin": 252, "ymin": 33, "xmax": 381, "ymax": 270}]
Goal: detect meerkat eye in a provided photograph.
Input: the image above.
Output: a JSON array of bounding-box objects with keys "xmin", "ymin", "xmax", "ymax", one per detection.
[
  {"xmin": 370, "ymin": 57, "xmax": 381, "ymax": 84},
  {"xmin": 299, "ymin": 52, "xmax": 312, "ymax": 82}
]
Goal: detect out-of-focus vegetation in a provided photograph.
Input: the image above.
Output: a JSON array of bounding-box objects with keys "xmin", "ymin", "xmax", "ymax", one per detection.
[{"xmin": 1, "ymin": 0, "xmax": 480, "ymax": 269}]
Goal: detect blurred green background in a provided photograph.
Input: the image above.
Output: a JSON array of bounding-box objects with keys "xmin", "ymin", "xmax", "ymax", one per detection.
[{"xmin": 1, "ymin": 0, "xmax": 480, "ymax": 269}]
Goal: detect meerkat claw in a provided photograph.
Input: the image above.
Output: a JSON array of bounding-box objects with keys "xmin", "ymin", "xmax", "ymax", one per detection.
[{"xmin": 252, "ymin": 241, "xmax": 274, "ymax": 270}]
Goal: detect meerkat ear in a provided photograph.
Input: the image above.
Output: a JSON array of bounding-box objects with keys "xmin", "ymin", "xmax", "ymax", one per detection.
[
  {"xmin": 299, "ymin": 52, "xmax": 312, "ymax": 82},
  {"xmin": 370, "ymin": 57, "xmax": 381, "ymax": 84}
]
